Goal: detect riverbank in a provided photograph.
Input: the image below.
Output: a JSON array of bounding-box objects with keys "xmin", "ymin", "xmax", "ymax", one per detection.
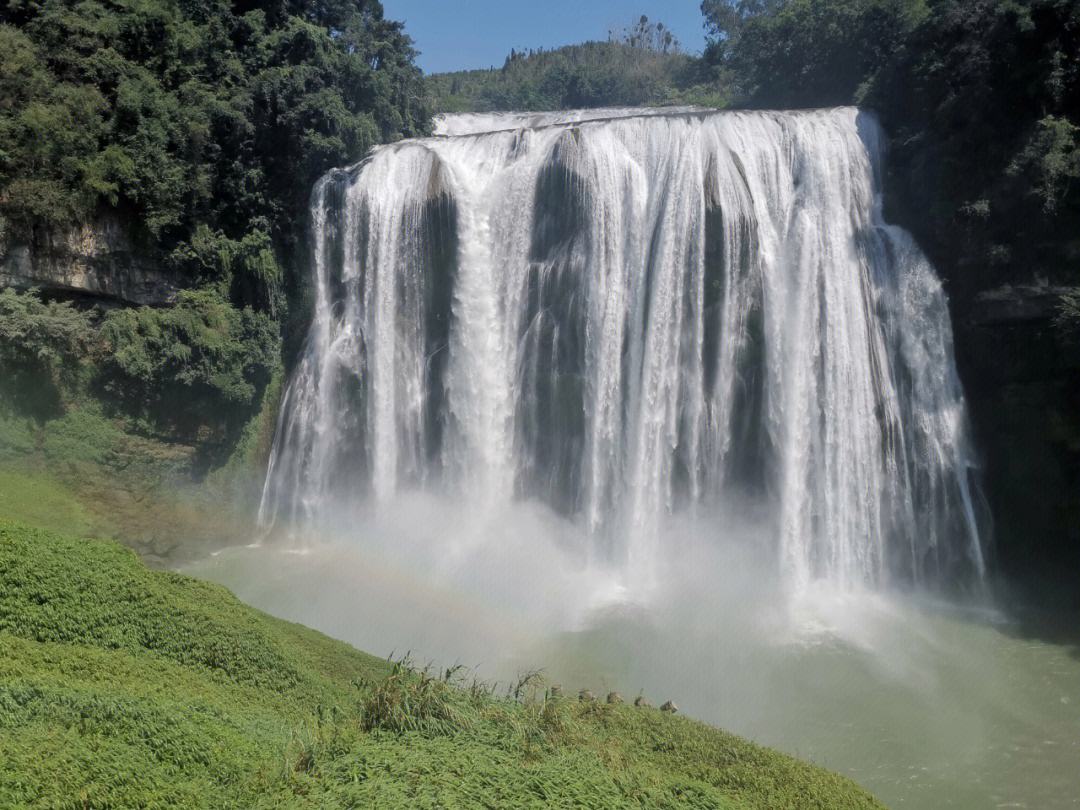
[{"xmin": 0, "ymin": 520, "xmax": 884, "ymax": 808}]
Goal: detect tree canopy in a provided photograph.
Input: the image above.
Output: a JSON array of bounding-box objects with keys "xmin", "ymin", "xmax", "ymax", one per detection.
[{"xmin": 0, "ymin": 0, "xmax": 429, "ymax": 308}]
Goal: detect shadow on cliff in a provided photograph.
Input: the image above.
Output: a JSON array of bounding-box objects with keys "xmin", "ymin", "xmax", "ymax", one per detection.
[{"xmin": 995, "ymin": 606, "xmax": 1080, "ymax": 662}]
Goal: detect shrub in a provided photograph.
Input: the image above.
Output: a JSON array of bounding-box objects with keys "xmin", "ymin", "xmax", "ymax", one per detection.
[
  {"xmin": 1055, "ymin": 289, "xmax": 1080, "ymax": 339},
  {"xmin": 100, "ymin": 289, "xmax": 280, "ymax": 440},
  {"xmin": 0, "ymin": 288, "xmax": 98, "ymax": 416}
]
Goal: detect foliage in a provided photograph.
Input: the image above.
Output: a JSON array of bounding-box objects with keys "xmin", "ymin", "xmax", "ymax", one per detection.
[
  {"xmin": 728, "ymin": 0, "xmax": 926, "ymax": 107},
  {"xmin": 1056, "ymin": 288, "xmax": 1080, "ymax": 338},
  {"xmin": 609, "ymin": 14, "xmax": 682, "ymax": 54},
  {"xmin": 872, "ymin": 0, "xmax": 1080, "ymax": 293},
  {"xmin": 360, "ymin": 657, "xmax": 467, "ymax": 735},
  {"xmin": 0, "ymin": 288, "xmax": 98, "ymax": 415},
  {"xmin": 100, "ymin": 288, "xmax": 280, "ymax": 438},
  {"xmin": 0, "ymin": 286, "xmax": 279, "ymax": 443},
  {"xmin": 701, "ymin": 0, "xmax": 787, "ymax": 62},
  {"xmin": 1008, "ymin": 115, "xmax": 1080, "ymax": 215},
  {"xmin": 0, "ymin": 0, "xmax": 428, "ymax": 306},
  {"xmin": 0, "ymin": 521, "xmax": 887, "ymax": 809},
  {"xmin": 427, "ymin": 38, "xmax": 727, "ymax": 114}
]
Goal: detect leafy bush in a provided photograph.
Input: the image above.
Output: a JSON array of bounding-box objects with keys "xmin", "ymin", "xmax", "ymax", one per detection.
[
  {"xmin": 360, "ymin": 658, "xmax": 469, "ymax": 736},
  {"xmin": 0, "ymin": 288, "xmax": 98, "ymax": 415},
  {"xmin": 1056, "ymin": 289, "xmax": 1080, "ymax": 338},
  {"xmin": 100, "ymin": 289, "xmax": 280, "ymax": 438},
  {"xmin": 1009, "ymin": 115, "xmax": 1080, "ymax": 215}
]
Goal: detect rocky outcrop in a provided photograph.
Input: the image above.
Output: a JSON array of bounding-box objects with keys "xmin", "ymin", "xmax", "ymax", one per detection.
[
  {"xmin": 0, "ymin": 215, "xmax": 179, "ymax": 305},
  {"xmin": 953, "ymin": 282, "xmax": 1080, "ymax": 608}
]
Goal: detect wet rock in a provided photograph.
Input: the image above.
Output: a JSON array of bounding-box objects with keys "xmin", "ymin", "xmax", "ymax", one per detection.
[
  {"xmin": 578, "ymin": 689, "xmax": 595, "ymax": 702},
  {"xmin": 660, "ymin": 700, "xmax": 678, "ymax": 714},
  {"xmin": 634, "ymin": 695, "xmax": 652, "ymax": 708},
  {"xmin": 606, "ymin": 692, "xmax": 623, "ymax": 705}
]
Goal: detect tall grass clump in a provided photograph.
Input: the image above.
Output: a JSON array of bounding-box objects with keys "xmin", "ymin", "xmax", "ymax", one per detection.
[{"xmin": 360, "ymin": 657, "xmax": 472, "ymax": 736}]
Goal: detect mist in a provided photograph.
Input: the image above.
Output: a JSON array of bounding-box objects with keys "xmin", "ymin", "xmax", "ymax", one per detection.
[
  {"xmin": 199, "ymin": 107, "xmax": 1080, "ymax": 809},
  {"xmin": 187, "ymin": 490, "xmax": 1080, "ymax": 809}
]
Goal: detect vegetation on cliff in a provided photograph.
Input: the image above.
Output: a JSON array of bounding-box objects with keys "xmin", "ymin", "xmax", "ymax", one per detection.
[
  {"xmin": 0, "ymin": 286, "xmax": 282, "ymax": 560},
  {"xmin": 0, "ymin": 521, "xmax": 885, "ymax": 809},
  {"xmin": 0, "ymin": 0, "xmax": 428, "ymax": 470},
  {"xmin": 0, "ymin": 0, "xmax": 427, "ymax": 275},
  {"xmin": 1, "ymin": 287, "xmax": 278, "ymax": 436},
  {"xmin": 709, "ymin": 0, "xmax": 1080, "ymax": 295}
]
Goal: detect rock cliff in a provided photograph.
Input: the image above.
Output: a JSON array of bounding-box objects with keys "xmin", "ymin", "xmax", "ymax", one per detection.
[
  {"xmin": 0, "ymin": 216, "xmax": 179, "ymax": 305},
  {"xmin": 955, "ymin": 283, "xmax": 1080, "ymax": 607}
]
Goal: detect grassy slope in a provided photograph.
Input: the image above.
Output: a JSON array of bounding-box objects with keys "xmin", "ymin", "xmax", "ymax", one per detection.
[
  {"xmin": 0, "ymin": 376, "xmax": 282, "ymax": 564},
  {"xmin": 0, "ymin": 521, "xmax": 886, "ymax": 809}
]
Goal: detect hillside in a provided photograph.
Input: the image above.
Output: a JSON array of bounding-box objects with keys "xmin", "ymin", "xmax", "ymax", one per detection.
[
  {"xmin": 426, "ymin": 39, "xmax": 726, "ymax": 113},
  {"xmin": 0, "ymin": 521, "xmax": 885, "ymax": 809}
]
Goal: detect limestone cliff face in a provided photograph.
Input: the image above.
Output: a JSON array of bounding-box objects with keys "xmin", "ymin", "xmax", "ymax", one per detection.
[
  {"xmin": 954, "ymin": 283, "xmax": 1080, "ymax": 607},
  {"xmin": 0, "ymin": 216, "xmax": 179, "ymax": 305}
]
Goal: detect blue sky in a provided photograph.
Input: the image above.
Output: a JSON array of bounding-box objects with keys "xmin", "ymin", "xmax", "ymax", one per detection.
[{"xmin": 381, "ymin": 1, "xmax": 709, "ymax": 74}]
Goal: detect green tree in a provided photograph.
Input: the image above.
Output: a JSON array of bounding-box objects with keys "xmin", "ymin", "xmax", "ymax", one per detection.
[{"xmin": 100, "ymin": 289, "xmax": 280, "ymax": 438}]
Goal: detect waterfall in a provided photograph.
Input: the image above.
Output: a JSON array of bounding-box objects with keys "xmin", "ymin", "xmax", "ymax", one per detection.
[{"xmin": 259, "ymin": 107, "xmax": 986, "ymax": 592}]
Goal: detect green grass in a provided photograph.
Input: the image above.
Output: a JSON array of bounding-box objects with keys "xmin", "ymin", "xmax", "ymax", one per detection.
[
  {"xmin": 0, "ymin": 469, "xmax": 94, "ymax": 537},
  {"xmin": 0, "ymin": 521, "xmax": 887, "ymax": 809},
  {"xmin": 0, "ymin": 404, "xmax": 268, "ymax": 564}
]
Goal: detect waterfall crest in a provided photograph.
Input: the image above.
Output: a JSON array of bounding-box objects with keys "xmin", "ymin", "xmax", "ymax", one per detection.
[{"xmin": 260, "ymin": 107, "xmax": 986, "ymax": 591}]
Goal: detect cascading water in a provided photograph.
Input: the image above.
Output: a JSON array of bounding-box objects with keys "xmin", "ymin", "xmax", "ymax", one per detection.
[
  {"xmin": 193, "ymin": 106, "xmax": 1080, "ymax": 810},
  {"xmin": 259, "ymin": 106, "xmax": 986, "ymax": 593}
]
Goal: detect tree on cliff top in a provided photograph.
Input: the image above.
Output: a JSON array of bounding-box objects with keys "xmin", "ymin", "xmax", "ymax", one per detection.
[{"xmin": 0, "ymin": 0, "xmax": 429, "ymax": 310}]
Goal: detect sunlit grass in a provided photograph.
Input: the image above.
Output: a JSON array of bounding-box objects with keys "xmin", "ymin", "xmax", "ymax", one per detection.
[
  {"xmin": 0, "ymin": 521, "xmax": 886, "ymax": 808},
  {"xmin": 0, "ymin": 468, "xmax": 95, "ymax": 537}
]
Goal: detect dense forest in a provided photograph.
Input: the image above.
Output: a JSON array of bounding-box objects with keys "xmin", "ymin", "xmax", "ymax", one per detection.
[{"xmin": 0, "ymin": 0, "xmax": 428, "ymax": 446}]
